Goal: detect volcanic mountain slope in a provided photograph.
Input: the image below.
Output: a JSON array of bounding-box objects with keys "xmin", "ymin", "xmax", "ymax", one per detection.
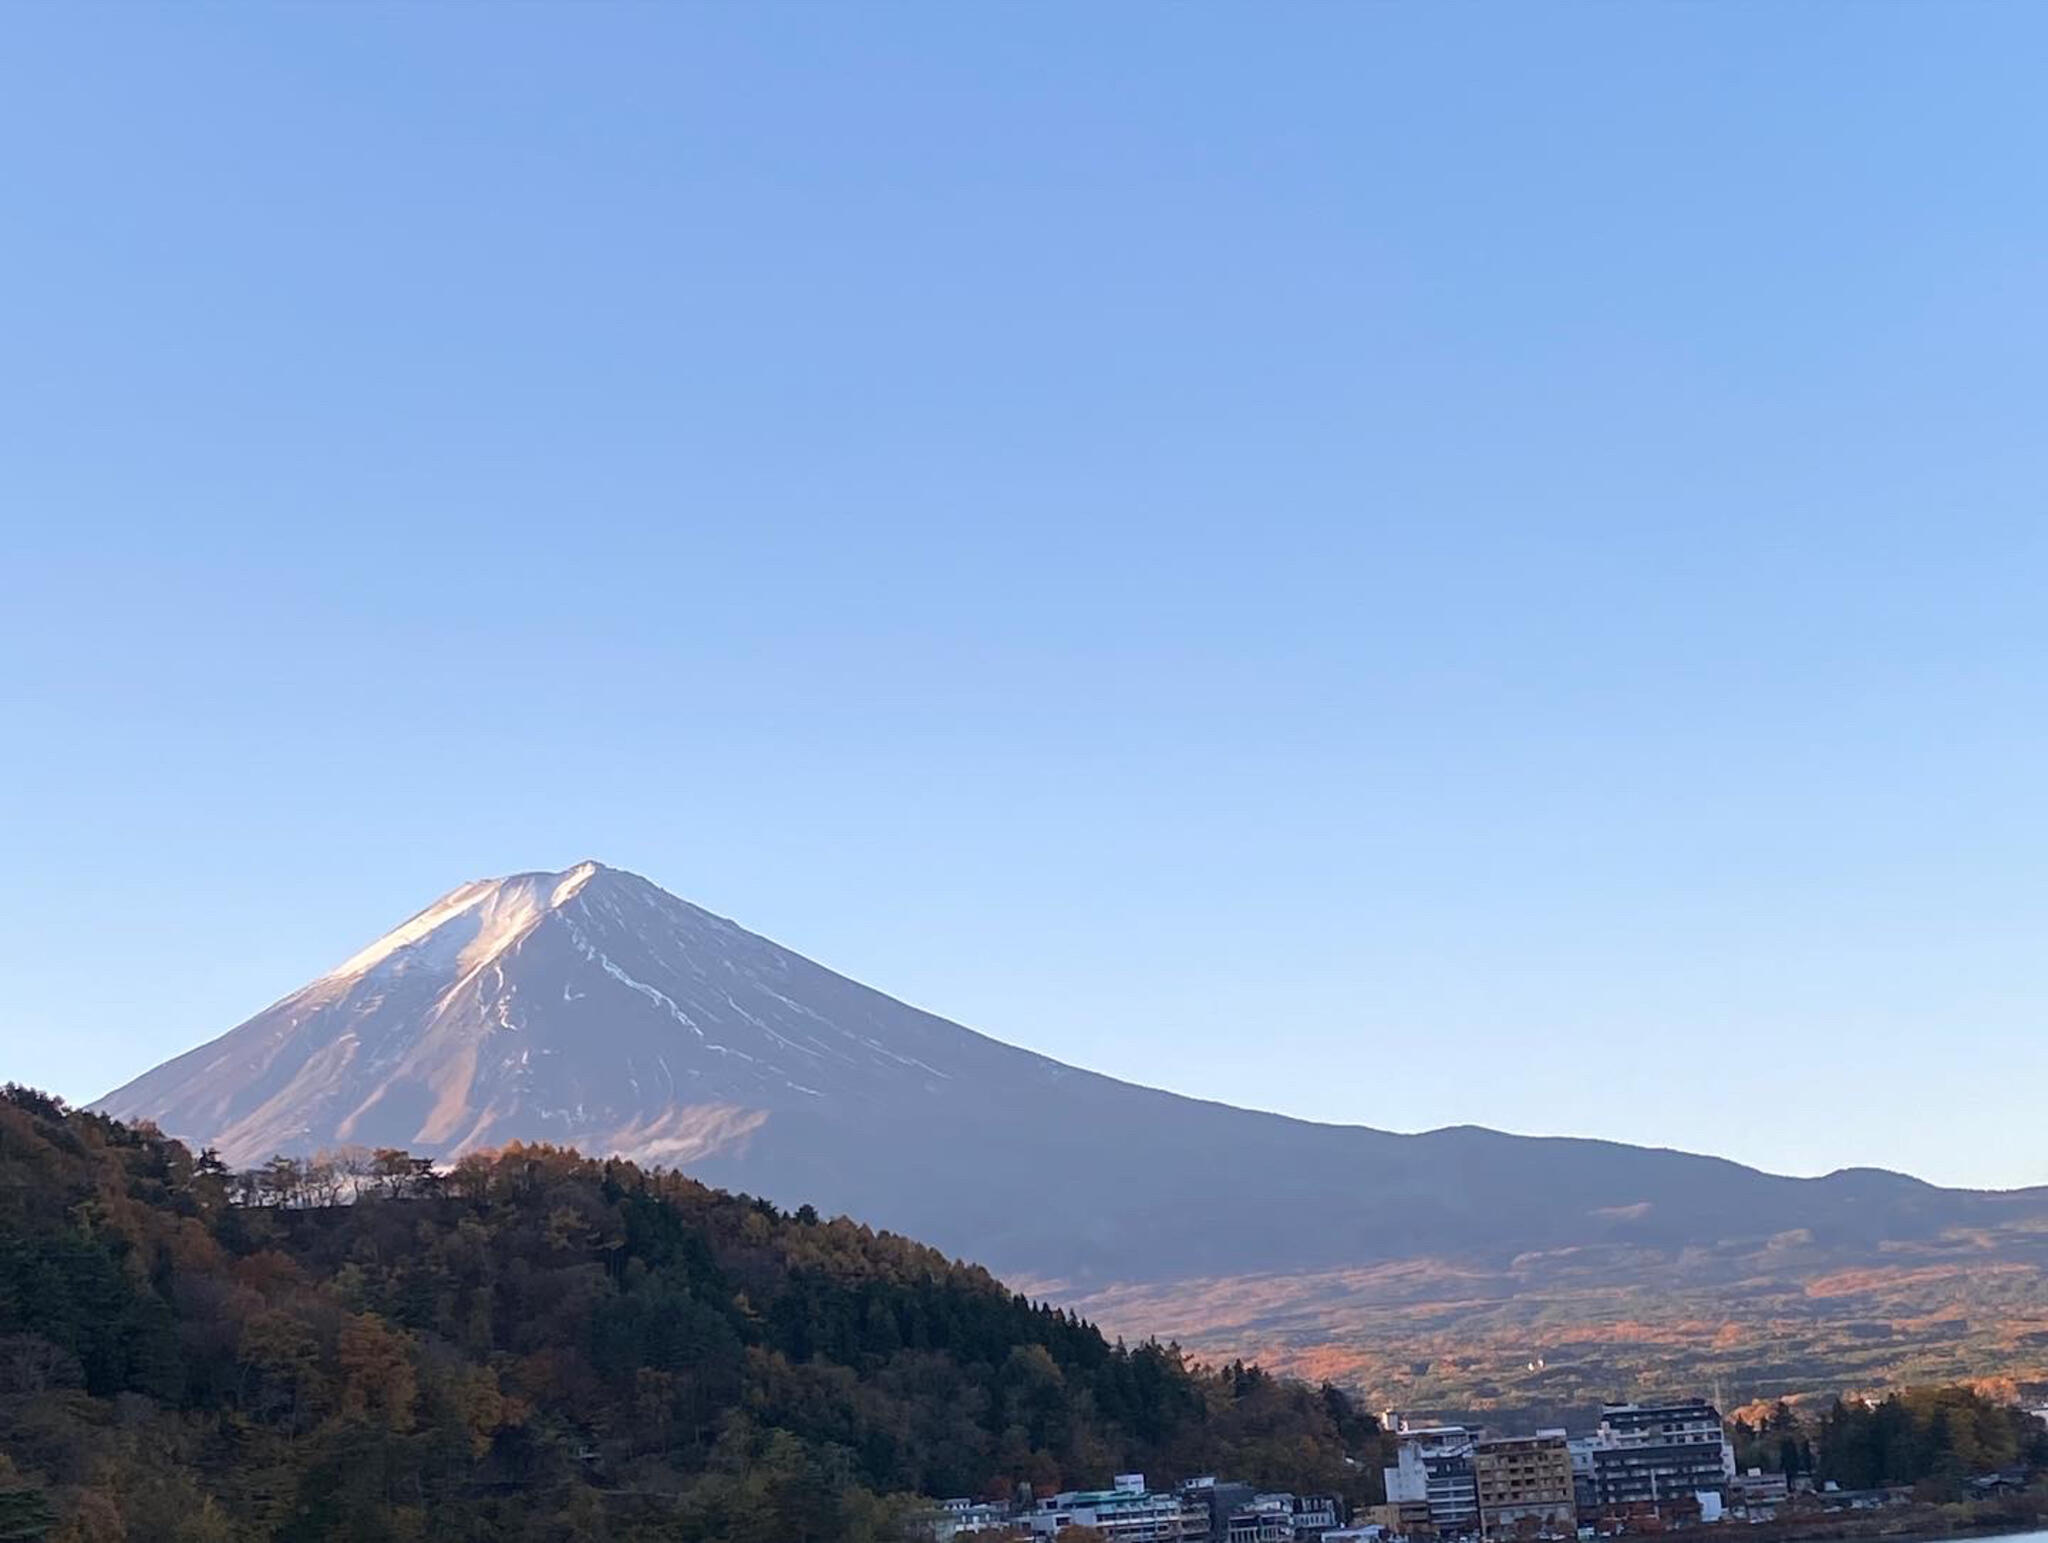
[
  {"xmin": 101, "ymin": 863, "xmax": 2048, "ymax": 1311},
  {"xmin": 102, "ymin": 861, "xmax": 1055, "ymax": 1174}
]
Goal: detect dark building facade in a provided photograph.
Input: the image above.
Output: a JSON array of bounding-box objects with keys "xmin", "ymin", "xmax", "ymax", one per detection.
[{"xmin": 1588, "ymin": 1401, "xmax": 1734, "ymax": 1510}]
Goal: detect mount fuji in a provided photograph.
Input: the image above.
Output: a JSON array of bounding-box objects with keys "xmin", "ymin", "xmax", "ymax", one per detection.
[
  {"xmin": 101, "ymin": 861, "xmax": 1054, "ymax": 1172},
  {"xmin": 100, "ymin": 863, "xmax": 2048, "ymax": 1312}
]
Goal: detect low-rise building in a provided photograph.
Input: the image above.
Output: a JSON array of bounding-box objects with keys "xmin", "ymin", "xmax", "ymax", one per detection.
[
  {"xmin": 1218, "ymin": 1493, "xmax": 1344, "ymax": 1543},
  {"xmin": 1181, "ymin": 1477, "xmax": 1258, "ymax": 1541},
  {"xmin": 1028, "ymin": 1474, "xmax": 1203, "ymax": 1541},
  {"xmin": 1359, "ymin": 1500, "xmax": 1433, "ymax": 1537},
  {"xmin": 1283, "ymin": 1494, "xmax": 1344, "ymax": 1540},
  {"xmin": 1223, "ymin": 1498, "xmax": 1294, "ymax": 1543},
  {"xmin": 1729, "ymin": 1469, "xmax": 1789, "ymax": 1513},
  {"xmin": 926, "ymin": 1498, "xmax": 1024, "ymax": 1540}
]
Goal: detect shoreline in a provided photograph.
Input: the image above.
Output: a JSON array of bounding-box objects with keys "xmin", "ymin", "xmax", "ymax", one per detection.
[{"xmin": 1727, "ymin": 1506, "xmax": 2048, "ymax": 1543}]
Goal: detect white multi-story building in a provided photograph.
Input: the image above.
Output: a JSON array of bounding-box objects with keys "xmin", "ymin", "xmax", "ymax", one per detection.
[
  {"xmin": 930, "ymin": 1498, "xmax": 1019, "ymax": 1540},
  {"xmin": 1383, "ymin": 1425, "xmax": 1482, "ymax": 1534},
  {"xmin": 1029, "ymin": 1474, "xmax": 1203, "ymax": 1541}
]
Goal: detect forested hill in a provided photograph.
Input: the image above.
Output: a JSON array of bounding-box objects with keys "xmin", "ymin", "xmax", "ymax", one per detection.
[{"xmin": 0, "ymin": 1087, "xmax": 1383, "ymax": 1543}]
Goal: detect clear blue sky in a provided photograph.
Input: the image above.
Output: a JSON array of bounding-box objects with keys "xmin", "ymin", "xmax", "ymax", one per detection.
[{"xmin": 5, "ymin": 5, "xmax": 2045, "ymax": 1189}]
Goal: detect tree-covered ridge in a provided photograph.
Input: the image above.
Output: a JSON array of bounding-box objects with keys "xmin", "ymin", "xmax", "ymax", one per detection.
[{"xmin": 0, "ymin": 1086, "xmax": 1383, "ymax": 1542}]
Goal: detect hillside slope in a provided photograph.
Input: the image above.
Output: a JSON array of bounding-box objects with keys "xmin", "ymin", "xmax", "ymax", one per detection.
[{"xmin": 0, "ymin": 1087, "xmax": 1381, "ymax": 1542}]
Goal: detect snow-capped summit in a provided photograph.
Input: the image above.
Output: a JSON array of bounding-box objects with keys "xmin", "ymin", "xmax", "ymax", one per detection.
[{"xmin": 323, "ymin": 860, "xmax": 604, "ymax": 983}]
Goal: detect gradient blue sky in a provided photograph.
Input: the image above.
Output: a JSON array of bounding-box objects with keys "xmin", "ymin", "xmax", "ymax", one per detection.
[{"xmin": 5, "ymin": 5, "xmax": 2045, "ymax": 1188}]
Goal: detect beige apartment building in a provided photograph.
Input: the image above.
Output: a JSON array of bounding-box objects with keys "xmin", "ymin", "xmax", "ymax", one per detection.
[{"xmin": 1472, "ymin": 1434, "xmax": 1576, "ymax": 1538}]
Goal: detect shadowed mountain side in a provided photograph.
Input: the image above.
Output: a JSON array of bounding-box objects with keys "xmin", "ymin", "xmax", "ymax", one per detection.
[{"xmin": 683, "ymin": 1093, "xmax": 2043, "ymax": 1284}]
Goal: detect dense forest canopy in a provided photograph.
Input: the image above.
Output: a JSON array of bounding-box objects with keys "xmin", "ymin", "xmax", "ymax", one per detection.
[
  {"xmin": 1732, "ymin": 1389, "xmax": 2048, "ymax": 1495},
  {"xmin": 0, "ymin": 1087, "xmax": 1384, "ymax": 1542}
]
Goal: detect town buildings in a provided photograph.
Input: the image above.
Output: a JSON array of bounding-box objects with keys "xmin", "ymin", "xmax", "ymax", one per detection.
[
  {"xmin": 1375, "ymin": 1398, "xmax": 1738, "ymax": 1536},
  {"xmin": 926, "ymin": 1392, "xmax": 1745, "ymax": 1543},
  {"xmin": 929, "ymin": 1476, "xmax": 1350, "ymax": 1543}
]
